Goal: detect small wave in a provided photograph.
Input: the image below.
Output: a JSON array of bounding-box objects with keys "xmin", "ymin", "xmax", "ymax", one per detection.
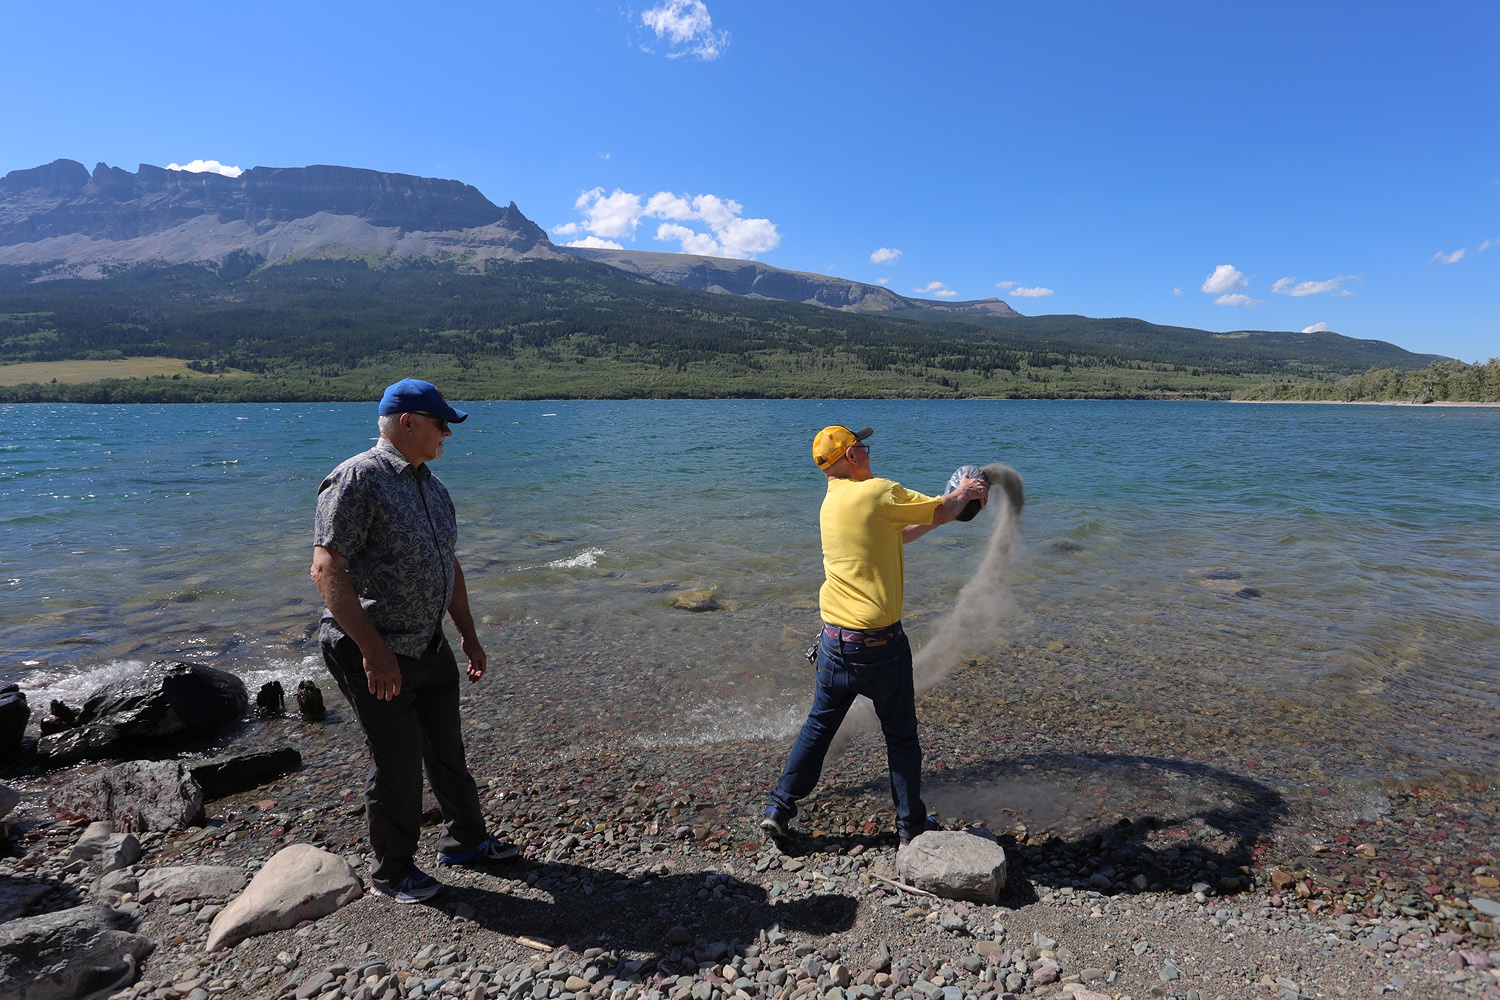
[
  {"xmin": 546, "ymin": 547, "xmax": 604, "ymax": 569},
  {"xmin": 19, "ymin": 655, "xmax": 327, "ymax": 705}
]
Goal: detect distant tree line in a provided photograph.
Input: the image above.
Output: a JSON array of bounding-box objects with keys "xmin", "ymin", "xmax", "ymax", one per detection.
[{"xmin": 1238, "ymin": 358, "xmax": 1500, "ymax": 403}]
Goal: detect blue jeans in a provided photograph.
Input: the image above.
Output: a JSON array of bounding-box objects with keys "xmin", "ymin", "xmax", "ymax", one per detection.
[{"xmin": 766, "ymin": 626, "xmax": 927, "ymax": 840}]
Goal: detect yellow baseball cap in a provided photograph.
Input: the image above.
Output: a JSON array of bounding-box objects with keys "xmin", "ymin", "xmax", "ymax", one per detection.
[{"xmin": 812, "ymin": 425, "xmax": 872, "ymax": 469}]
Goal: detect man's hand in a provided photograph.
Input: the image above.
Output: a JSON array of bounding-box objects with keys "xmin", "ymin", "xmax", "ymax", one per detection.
[
  {"xmin": 462, "ymin": 633, "xmax": 488, "ymax": 683},
  {"xmin": 363, "ymin": 647, "xmax": 403, "ymax": 700},
  {"xmin": 957, "ymin": 473, "xmax": 989, "ymax": 509}
]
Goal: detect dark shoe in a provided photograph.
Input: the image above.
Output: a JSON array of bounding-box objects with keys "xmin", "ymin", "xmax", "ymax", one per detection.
[
  {"xmin": 759, "ymin": 809, "xmax": 790, "ymax": 840},
  {"xmin": 371, "ymin": 866, "xmax": 443, "ymax": 903},
  {"xmin": 899, "ymin": 815, "xmax": 941, "ymax": 846},
  {"xmin": 438, "ymin": 834, "xmax": 520, "ymax": 866}
]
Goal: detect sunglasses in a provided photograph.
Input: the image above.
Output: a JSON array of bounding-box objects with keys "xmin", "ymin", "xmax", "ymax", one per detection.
[{"xmin": 414, "ymin": 412, "xmax": 449, "ymax": 432}]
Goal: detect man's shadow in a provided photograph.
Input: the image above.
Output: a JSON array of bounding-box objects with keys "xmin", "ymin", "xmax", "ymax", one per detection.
[
  {"xmin": 438, "ymin": 857, "xmax": 857, "ymax": 969},
  {"xmin": 821, "ymin": 751, "xmax": 1285, "ymax": 907}
]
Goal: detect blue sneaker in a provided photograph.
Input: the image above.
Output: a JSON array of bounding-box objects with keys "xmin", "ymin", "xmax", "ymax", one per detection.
[
  {"xmin": 437, "ymin": 834, "xmax": 520, "ymax": 866},
  {"xmin": 371, "ymin": 866, "xmax": 443, "ymax": 904}
]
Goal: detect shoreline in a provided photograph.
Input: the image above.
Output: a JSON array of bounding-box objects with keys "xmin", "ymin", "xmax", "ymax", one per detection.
[
  {"xmin": 4, "ymin": 655, "xmax": 1498, "ymax": 1000},
  {"xmin": 1229, "ymin": 399, "xmax": 1500, "ymax": 407}
]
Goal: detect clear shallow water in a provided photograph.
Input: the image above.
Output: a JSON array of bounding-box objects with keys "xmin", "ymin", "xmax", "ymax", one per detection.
[{"xmin": 2, "ymin": 399, "xmax": 1497, "ymax": 803}]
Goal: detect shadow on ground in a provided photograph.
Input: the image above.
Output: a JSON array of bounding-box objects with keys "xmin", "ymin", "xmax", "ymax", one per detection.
[
  {"xmin": 813, "ymin": 752, "xmax": 1286, "ymax": 902},
  {"xmin": 439, "ymin": 858, "xmax": 857, "ymax": 966}
]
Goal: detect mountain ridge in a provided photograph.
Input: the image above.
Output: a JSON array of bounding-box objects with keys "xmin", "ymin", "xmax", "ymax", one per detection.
[
  {"xmin": 0, "ymin": 159, "xmax": 1447, "ymax": 385},
  {"xmin": 0, "ymin": 158, "xmax": 557, "ymax": 277}
]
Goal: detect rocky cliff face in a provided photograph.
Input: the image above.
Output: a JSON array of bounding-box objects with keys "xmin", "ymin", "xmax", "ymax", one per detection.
[
  {"xmin": 0, "ymin": 159, "xmax": 1020, "ymax": 320},
  {"xmin": 0, "ymin": 159, "xmax": 556, "ymax": 275}
]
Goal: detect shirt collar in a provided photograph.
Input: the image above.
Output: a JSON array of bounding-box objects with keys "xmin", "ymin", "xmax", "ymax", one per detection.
[{"xmin": 373, "ymin": 437, "xmax": 429, "ymax": 479}]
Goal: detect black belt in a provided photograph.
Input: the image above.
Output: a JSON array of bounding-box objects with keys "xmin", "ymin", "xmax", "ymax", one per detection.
[{"xmin": 823, "ymin": 621, "xmax": 904, "ymax": 647}]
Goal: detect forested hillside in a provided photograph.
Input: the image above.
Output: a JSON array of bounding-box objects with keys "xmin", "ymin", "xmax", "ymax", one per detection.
[{"xmin": 0, "ymin": 256, "xmax": 1452, "ymax": 402}]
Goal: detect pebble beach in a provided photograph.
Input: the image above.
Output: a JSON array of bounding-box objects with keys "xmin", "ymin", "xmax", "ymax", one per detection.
[{"xmin": 4, "ymin": 635, "xmax": 1498, "ymax": 1000}]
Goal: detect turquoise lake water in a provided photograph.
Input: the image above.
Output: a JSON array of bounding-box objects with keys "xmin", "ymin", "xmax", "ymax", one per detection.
[{"xmin": 2, "ymin": 399, "xmax": 1497, "ymax": 814}]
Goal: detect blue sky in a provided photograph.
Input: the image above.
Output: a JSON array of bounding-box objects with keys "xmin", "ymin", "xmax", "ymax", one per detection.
[{"xmin": 4, "ymin": 1, "xmax": 1496, "ymax": 362}]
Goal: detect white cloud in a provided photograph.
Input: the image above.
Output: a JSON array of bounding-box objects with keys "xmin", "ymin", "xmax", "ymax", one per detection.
[
  {"xmin": 641, "ymin": 0, "xmax": 728, "ymax": 60},
  {"xmin": 657, "ymin": 223, "xmax": 721, "ymax": 256},
  {"xmin": 1201, "ymin": 264, "xmax": 1248, "ymax": 295},
  {"xmin": 876, "ymin": 278, "xmax": 890, "ymax": 286},
  {"xmin": 560, "ymin": 187, "xmax": 779, "ymax": 259},
  {"xmin": 1432, "ymin": 248, "xmax": 1466, "ymax": 264},
  {"xmin": 1479, "ymin": 238, "xmax": 1497, "ymax": 252},
  {"xmin": 914, "ymin": 281, "xmax": 959, "ymax": 299},
  {"xmin": 997, "ymin": 280, "xmax": 1052, "ymax": 298},
  {"xmin": 166, "ymin": 159, "xmax": 242, "ymax": 178},
  {"xmin": 566, "ymin": 236, "xmax": 626, "ymax": 250},
  {"xmin": 1271, "ymin": 275, "xmax": 1358, "ymax": 297},
  {"xmin": 870, "ymin": 247, "xmax": 902, "ymax": 265},
  {"xmin": 1302, "ymin": 322, "xmax": 1330, "ymax": 333},
  {"xmin": 1214, "ymin": 293, "xmax": 1261, "ymax": 307},
  {"xmin": 1172, "ymin": 287, "xmax": 1183, "ymax": 295}
]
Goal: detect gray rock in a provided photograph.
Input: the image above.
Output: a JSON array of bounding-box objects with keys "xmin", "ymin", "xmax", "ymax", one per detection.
[
  {"xmin": 66, "ymin": 820, "xmax": 143, "ymax": 874},
  {"xmin": 896, "ymin": 828, "xmax": 1008, "ymax": 903},
  {"xmin": 204, "ymin": 844, "xmax": 362, "ymax": 952},
  {"xmin": 1470, "ymin": 897, "xmax": 1500, "ymax": 919},
  {"xmin": 139, "ymin": 864, "xmax": 249, "ymax": 900},
  {"xmin": 47, "ymin": 759, "xmax": 203, "ymax": 833},
  {"xmin": 0, "ymin": 903, "xmax": 155, "ymax": 1000}
]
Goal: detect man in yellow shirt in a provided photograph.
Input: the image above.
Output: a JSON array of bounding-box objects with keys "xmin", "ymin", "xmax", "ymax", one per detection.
[{"xmin": 762, "ymin": 424, "xmax": 990, "ymax": 846}]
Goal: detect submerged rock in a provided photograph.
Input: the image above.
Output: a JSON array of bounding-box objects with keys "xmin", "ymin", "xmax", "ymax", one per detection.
[{"xmin": 669, "ymin": 588, "xmax": 720, "ymax": 612}]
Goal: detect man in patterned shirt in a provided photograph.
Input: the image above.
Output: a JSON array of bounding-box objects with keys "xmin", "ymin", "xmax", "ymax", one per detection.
[{"xmin": 310, "ymin": 378, "xmax": 516, "ymax": 903}]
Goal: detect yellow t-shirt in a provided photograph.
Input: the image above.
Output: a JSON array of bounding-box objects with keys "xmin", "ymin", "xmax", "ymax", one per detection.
[{"xmin": 818, "ymin": 476, "xmax": 941, "ymax": 629}]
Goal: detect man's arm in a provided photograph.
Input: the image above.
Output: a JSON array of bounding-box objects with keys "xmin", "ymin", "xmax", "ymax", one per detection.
[
  {"xmin": 902, "ymin": 474, "xmax": 989, "ymax": 543},
  {"xmin": 310, "ymin": 545, "xmax": 403, "ymax": 700},
  {"xmin": 448, "ymin": 557, "xmax": 488, "ymax": 683}
]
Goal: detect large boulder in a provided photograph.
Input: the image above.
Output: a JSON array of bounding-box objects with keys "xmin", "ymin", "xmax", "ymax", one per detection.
[
  {"xmin": 896, "ymin": 828, "xmax": 1008, "ymax": 903},
  {"xmin": 36, "ymin": 661, "xmax": 248, "ymax": 767},
  {"xmin": 47, "ymin": 760, "xmax": 203, "ymax": 833},
  {"xmin": 204, "ymin": 844, "xmax": 362, "ymax": 952},
  {"xmin": 0, "ymin": 903, "xmax": 154, "ymax": 1000},
  {"xmin": 0, "ymin": 684, "xmax": 29, "ymax": 762}
]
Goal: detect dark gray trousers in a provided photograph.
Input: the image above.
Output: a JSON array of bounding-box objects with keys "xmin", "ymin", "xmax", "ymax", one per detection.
[{"xmin": 322, "ymin": 632, "xmax": 487, "ymax": 883}]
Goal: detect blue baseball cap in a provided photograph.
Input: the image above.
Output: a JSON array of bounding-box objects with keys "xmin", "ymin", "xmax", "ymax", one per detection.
[{"xmin": 378, "ymin": 379, "xmax": 468, "ymax": 423}]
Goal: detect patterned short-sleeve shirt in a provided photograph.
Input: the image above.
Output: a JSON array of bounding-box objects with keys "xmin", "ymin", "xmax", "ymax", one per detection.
[{"xmin": 314, "ymin": 438, "xmax": 458, "ymax": 657}]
